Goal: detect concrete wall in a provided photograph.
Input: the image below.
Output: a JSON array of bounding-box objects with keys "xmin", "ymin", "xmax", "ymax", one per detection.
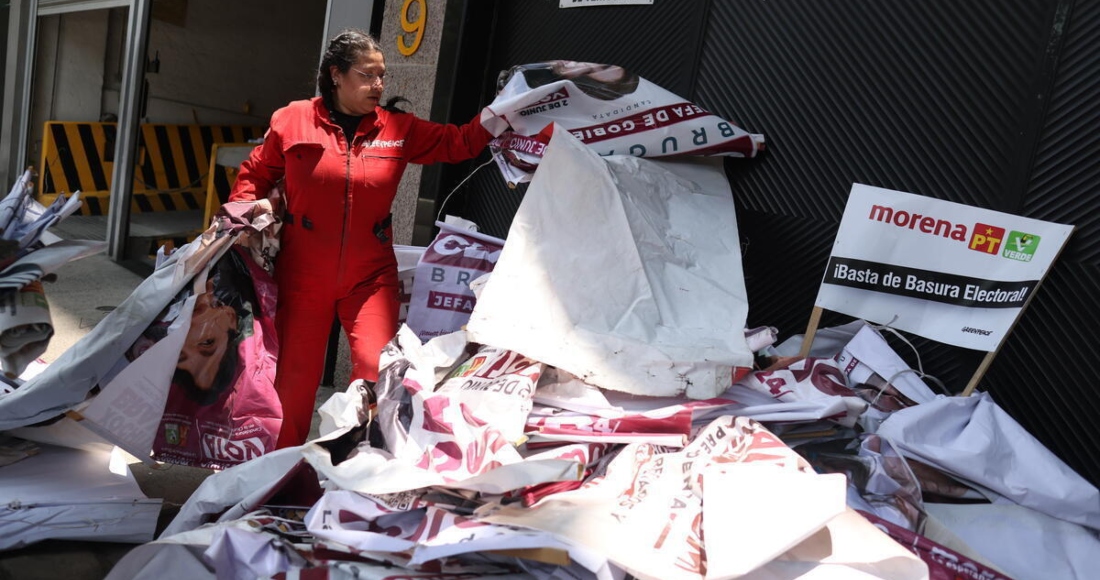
[
  {"xmin": 19, "ymin": 0, "xmax": 453, "ymax": 248},
  {"xmin": 135, "ymin": 0, "xmax": 327, "ymax": 125},
  {"xmin": 27, "ymin": 10, "xmax": 110, "ymax": 172},
  {"xmin": 26, "ymin": 1, "xmax": 326, "ymax": 177},
  {"xmin": 0, "ymin": 5, "xmax": 7, "ymax": 101},
  {"xmin": 322, "ymin": 0, "xmax": 376, "ymax": 50},
  {"xmin": 30, "ymin": 1, "xmax": 325, "ymax": 130}
]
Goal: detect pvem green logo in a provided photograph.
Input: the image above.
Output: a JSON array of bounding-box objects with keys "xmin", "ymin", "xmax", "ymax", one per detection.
[{"xmin": 1002, "ymin": 231, "xmax": 1039, "ymax": 262}]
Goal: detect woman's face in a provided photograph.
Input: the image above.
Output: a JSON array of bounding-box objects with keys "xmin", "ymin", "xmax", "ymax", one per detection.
[
  {"xmin": 177, "ymin": 284, "xmax": 238, "ymax": 393},
  {"xmin": 331, "ymin": 50, "xmax": 386, "ymax": 116}
]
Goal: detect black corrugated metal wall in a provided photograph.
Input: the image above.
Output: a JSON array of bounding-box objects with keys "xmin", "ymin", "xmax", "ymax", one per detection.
[
  {"xmin": 996, "ymin": 0, "xmax": 1100, "ymax": 485},
  {"xmin": 429, "ymin": 0, "xmax": 710, "ymax": 240},
  {"xmin": 430, "ymin": 0, "xmax": 1099, "ymax": 486}
]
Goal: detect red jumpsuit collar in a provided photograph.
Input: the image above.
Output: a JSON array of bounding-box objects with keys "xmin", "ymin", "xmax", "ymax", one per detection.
[{"xmin": 311, "ymin": 96, "xmax": 383, "ymax": 139}]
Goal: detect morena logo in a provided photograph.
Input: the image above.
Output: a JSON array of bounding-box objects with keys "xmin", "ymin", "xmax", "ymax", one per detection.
[
  {"xmin": 867, "ymin": 205, "xmax": 1032, "ymax": 259},
  {"xmin": 867, "ymin": 205, "xmax": 968, "ymax": 241}
]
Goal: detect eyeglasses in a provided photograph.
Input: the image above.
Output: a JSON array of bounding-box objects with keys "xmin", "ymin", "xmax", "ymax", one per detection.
[{"xmin": 350, "ymin": 67, "xmax": 387, "ymax": 86}]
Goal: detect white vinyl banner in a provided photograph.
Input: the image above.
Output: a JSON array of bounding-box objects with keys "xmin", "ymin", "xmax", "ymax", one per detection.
[
  {"xmin": 815, "ymin": 184, "xmax": 1073, "ymax": 350},
  {"xmin": 481, "ymin": 60, "xmax": 764, "ymax": 186},
  {"xmin": 560, "ymin": 0, "xmax": 653, "ymax": 6},
  {"xmin": 466, "ymin": 125, "xmax": 753, "ymax": 400}
]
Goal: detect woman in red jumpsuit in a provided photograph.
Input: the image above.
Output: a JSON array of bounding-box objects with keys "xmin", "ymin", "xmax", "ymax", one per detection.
[{"xmin": 229, "ymin": 29, "xmax": 493, "ymax": 448}]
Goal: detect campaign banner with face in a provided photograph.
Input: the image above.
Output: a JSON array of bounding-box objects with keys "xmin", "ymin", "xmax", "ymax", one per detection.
[
  {"xmin": 815, "ymin": 184, "xmax": 1074, "ymax": 351},
  {"xmin": 143, "ymin": 247, "xmax": 282, "ymax": 469},
  {"xmin": 480, "ymin": 60, "xmax": 765, "ymax": 185}
]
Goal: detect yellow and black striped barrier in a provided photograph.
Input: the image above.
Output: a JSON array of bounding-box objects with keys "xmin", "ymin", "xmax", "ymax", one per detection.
[{"xmin": 38, "ymin": 121, "xmax": 263, "ymax": 216}]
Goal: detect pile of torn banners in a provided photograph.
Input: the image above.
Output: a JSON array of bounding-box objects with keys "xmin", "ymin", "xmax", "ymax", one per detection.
[
  {"xmin": 0, "ymin": 168, "xmax": 102, "ymax": 386},
  {"xmin": 4, "ymin": 61, "xmax": 1096, "ymax": 579},
  {"xmin": 105, "ymin": 126, "xmax": 1100, "ymax": 580},
  {"xmin": 0, "ymin": 170, "xmax": 154, "ymax": 551}
]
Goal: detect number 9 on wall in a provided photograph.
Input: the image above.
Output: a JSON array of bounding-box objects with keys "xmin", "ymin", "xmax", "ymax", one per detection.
[{"xmin": 398, "ymin": 0, "xmax": 426, "ymax": 56}]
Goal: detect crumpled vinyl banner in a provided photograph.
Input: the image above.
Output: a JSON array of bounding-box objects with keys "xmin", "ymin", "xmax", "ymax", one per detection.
[
  {"xmin": 877, "ymin": 391, "xmax": 1100, "ymax": 531},
  {"xmin": 529, "ymin": 369, "xmax": 865, "ymax": 437},
  {"xmin": 301, "ymin": 433, "xmax": 582, "ymax": 497},
  {"xmin": 924, "ymin": 502, "xmax": 1100, "ymax": 580},
  {"xmin": 734, "ymin": 356, "xmax": 868, "ymax": 427},
  {"xmin": 0, "ymin": 168, "xmax": 84, "ymax": 250},
  {"xmin": 0, "ymin": 169, "xmax": 34, "ymax": 237},
  {"xmin": 0, "ymin": 239, "xmax": 106, "ymax": 292},
  {"xmin": 0, "ymin": 281, "xmax": 55, "ymax": 378},
  {"xmin": 0, "ymin": 445, "xmax": 161, "ymax": 550},
  {"xmin": 481, "ymin": 60, "xmax": 765, "ymax": 185},
  {"xmin": 159, "ymin": 447, "xmax": 306, "ymax": 538},
  {"xmin": 106, "ymin": 521, "xmax": 280, "ymax": 580},
  {"xmin": 302, "ymin": 490, "xmax": 613, "ymax": 577},
  {"xmin": 0, "ymin": 230, "xmax": 232, "ymax": 430},
  {"xmin": 467, "ymin": 125, "xmax": 753, "ymax": 400},
  {"xmin": 478, "ymin": 416, "xmax": 927, "ymax": 580},
  {"xmin": 150, "ymin": 247, "xmax": 282, "ymax": 470}
]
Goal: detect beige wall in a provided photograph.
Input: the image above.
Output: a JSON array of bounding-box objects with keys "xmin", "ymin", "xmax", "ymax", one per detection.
[
  {"xmin": 28, "ymin": 10, "xmax": 110, "ymax": 171},
  {"xmin": 136, "ymin": 0, "xmax": 327, "ymax": 125},
  {"xmin": 22, "ymin": 0, "xmax": 451, "ymax": 252},
  {"xmin": 26, "ymin": 1, "xmax": 328, "ymax": 178}
]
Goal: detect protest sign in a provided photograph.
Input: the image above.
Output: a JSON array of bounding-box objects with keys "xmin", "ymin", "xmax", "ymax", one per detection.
[{"xmin": 812, "ymin": 184, "xmax": 1073, "ymax": 353}]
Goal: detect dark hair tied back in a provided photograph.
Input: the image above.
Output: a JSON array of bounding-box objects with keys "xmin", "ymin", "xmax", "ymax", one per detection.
[{"xmin": 317, "ymin": 29, "xmax": 384, "ymax": 114}]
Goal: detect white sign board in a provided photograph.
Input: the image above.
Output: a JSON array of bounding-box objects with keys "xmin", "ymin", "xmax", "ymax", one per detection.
[
  {"xmin": 560, "ymin": 0, "xmax": 652, "ymax": 7},
  {"xmin": 814, "ymin": 184, "xmax": 1073, "ymax": 351}
]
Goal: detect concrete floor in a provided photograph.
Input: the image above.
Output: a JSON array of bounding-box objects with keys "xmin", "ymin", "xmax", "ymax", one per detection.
[{"xmin": 0, "ymin": 245, "xmax": 351, "ymax": 579}]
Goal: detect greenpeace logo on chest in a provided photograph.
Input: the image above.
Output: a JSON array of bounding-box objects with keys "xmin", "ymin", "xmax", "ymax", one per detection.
[{"xmin": 364, "ymin": 138, "xmax": 405, "ymax": 148}]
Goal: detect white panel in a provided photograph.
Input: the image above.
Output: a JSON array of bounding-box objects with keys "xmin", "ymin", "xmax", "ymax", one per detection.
[{"xmin": 38, "ymin": 0, "xmax": 130, "ymax": 16}]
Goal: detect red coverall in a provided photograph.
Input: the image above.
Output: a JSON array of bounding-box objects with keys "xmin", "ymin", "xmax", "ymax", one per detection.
[{"xmin": 230, "ymin": 97, "xmax": 492, "ymax": 447}]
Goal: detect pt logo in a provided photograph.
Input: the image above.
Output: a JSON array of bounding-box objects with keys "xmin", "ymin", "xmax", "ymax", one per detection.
[
  {"xmin": 1002, "ymin": 231, "xmax": 1039, "ymax": 262},
  {"xmin": 968, "ymin": 223, "xmax": 1004, "ymax": 254}
]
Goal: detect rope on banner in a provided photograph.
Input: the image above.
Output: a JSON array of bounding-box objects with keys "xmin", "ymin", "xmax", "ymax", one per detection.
[{"xmin": 435, "ymin": 154, "xmax": 500, "ymax": 223}]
